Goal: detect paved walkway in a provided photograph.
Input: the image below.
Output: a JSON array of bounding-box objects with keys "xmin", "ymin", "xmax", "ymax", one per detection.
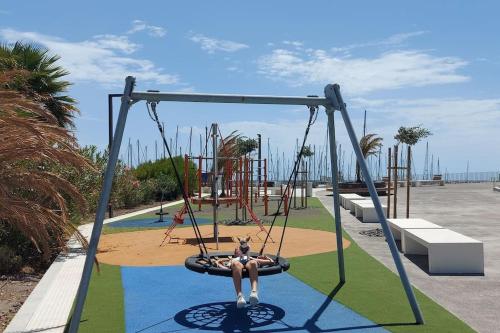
[
  {"xmin": 4, "ymin": 200, "xmax": 185, "ymax": 333},
  {"xmin": 317, "ymin": 183, "xmax": 500, "ymax": 333}
]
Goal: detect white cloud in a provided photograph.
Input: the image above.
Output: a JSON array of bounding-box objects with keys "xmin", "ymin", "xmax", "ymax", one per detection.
[
  {"xmin": 90, "ymin": 34, "xmax": 139, "ymax": 54},
  {"xmin": 332, "ymin": 31, "xmax": 427, "ymax": 53},
  {"xmin": 0, "ymin": 28, "xmax": 178, "ymax": 86},
  {"xmin": 189, "ymin": 33, "xmax": 249, "ymax": 53},
  {"xmin": 351, "ymin": 97, "xmax": 500, "ymax": 133},
  {"xmin": 258, "ymin": 48, "xmax": 468, "ymax": 94},
  {"xmin": 226, "ymin": 66, "xmax": 241, "ymax": 72},
  {"xmin": 345, "ymin": 96, "xmax": 500, "ymax": 172},
  {"xmin": 283, "ymin": 40, "xmax": 303, "ymax": 48},
  {"xmin": 127, "ymin": 20, "xmax": 166, "ymax": 37}
]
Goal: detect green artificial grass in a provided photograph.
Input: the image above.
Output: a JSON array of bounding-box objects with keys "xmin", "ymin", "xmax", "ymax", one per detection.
[
  {"xmin": 83, "ymin": 197, "xmax": 474, "ymax": 332},
  {"xmin": 110, "ymin": 197, "xmax": 335, "ymax": 234},
  {"xmin": 289, "ymin": 248, "xmax": 475, "ymax": 332},
  {"xmin": 78, "ymin": 264, "xmax": 125, "ymax": 333}
]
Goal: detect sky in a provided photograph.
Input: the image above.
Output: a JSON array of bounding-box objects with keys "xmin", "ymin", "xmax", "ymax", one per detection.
[{"xmin": 1, "ymin": 1, "xmax": 499, "ymax": 176}]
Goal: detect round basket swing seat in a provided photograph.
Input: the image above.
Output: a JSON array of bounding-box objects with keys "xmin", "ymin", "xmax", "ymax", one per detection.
[{"xmin": 185, "ymin": 252, "xmax": 290, "ymax": 278}]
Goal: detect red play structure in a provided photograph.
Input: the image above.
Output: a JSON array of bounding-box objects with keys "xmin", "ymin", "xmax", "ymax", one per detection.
[{"xmin": 162, "ymin": 124, "xmax": 285, "ymax": 247}]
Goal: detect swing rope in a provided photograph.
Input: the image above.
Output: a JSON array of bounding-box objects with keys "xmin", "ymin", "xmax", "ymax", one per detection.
[
  {"xmin": 147, "ymin": 101, "xmax": 209, "ymax": 256},
  {"xmin": 147, "ymin": 100, "xmax": 317, "ymax": 264},
  {"xmin": 260, "ymin": 105, "xmax": 318, "ymax": 258}
]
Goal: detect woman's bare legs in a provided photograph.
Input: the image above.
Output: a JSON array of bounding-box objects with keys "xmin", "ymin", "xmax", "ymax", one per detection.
[
  {"xmin": 246, "ymin": 260, "xmax": 260, "ymax": 305},
  {"xmin": 245, "ymin": 260, "xmax": 259, "ymax": 291},
  {"xmin": 231, "ymin": 260, "xmax": 244, "ymax": 295}
]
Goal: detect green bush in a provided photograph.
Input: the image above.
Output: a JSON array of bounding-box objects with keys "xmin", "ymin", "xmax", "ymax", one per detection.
[
  {"xmin": 134, "ymin": 156, "xmax": 198, "ymax": 198},
  {"xmin": 111, "ymin": 168, "xmax": 149, "ymax": 208},
  {"xmin": 0, "ymin": 245, "xmax": 22, "ymax": 274}
]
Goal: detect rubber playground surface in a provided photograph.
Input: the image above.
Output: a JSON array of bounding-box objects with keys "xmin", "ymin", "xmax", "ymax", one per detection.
[
  {"xmin": 105, "ymin": 216, "xmax": 212, "ymax": 229},
  {"xmin": 80, "ymin": 198, "xmax": 475, "ymax": 332},
  {"xmin": 121, "ymin": 265, "xmax": 387, "ymax": 332}
]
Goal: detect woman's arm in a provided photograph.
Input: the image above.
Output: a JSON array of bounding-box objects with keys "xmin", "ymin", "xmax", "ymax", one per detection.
[
  {"xmin": 216, "ymin": 258, "xmax": 231, "ymax": 269},
  {"xmin": 255, "ymin": 255, "xmax": 274, "ymax": 266}
]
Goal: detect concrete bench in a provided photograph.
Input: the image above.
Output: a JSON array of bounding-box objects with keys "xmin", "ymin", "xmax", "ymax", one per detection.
[
  {"xmin": 349, "ymin": 199, "xmax": 366, "ymax": 214},
  {"xmin": 352, "ymin": 200, "xmax": 387, "ymax": 223},
  {"xmin": 341, "ymin": 194, "xmax": 369, "ymax": 210},
  {"xmin": 403, "ymin": 228, "xmax": 484, "ymax": 274},
  {"xmin": 387, "ymin": 218, "xmax": 443, "ymax": 241},
  {"xmin": 339, "ymin": 194, "xmax": 361, "ymax": 208}
]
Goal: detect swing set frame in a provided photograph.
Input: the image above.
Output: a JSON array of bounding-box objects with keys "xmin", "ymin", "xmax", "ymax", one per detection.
[{"xmin": 68, "ymin": 76, "xmax": 424, "ymax": 332}]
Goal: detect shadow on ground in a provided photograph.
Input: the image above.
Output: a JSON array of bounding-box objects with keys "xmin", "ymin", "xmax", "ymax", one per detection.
[{"xmin": 166, "ymin": 282, "xmax": 416, "ymax": 333}]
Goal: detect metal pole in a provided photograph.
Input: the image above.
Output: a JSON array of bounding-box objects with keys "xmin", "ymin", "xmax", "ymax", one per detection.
[
  {"xmin": 325, "ymin": 108, "xmax": 345, "ymax": 283},
  {"xmin": 250, "ymin": 159, "xmax": 254, "ymax": 210},
  {"xmin": 212, "ymin": 123, "xmax": 219, "ymax": 249},
  {"xmin": 406, "ymin": 146, "xmax": 411, "ymax": 218},
  {"xmin": 257, "ymin": 134, "xmax": 262, "ymax": 185},
  {"xmin": 305, "ymin": 162, "xmax": 308, "ymax": 208},
  {"xmin": 387, "ymin": 147, "xmax": 392, "ymax": 218},
  {"xmin": 189, "ymin": 126, "xmax": 193, "ymax": 156},
  {"xmin": 325, "ymin": 84, "xmax": 424, "ymax": 324},
  {"xmin": 107, "ymin": 94, "xmax": 114, "ymax": 218},
  {"xmin": 69, "ymin": 76, "xmax": 135, "ymax": 333},
  {"xmin": 162, "ymin": 123, "xmax": 165, "ymax": 158},
  {"xmin": 393, "ymin": 145, "xmax": 398, "ymax": 218}
]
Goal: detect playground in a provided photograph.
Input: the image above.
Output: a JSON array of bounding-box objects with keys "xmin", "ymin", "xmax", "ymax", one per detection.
[
  {"xmin": 3, "ymin": 79, "xmax": 493, "ymax": 333},
  {"xmin": 74, "ymin": 196, "xmax": 474, "ymax": 332}
]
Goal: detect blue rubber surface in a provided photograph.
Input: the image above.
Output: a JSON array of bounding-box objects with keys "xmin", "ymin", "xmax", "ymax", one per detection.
[
  {"xmin": 121, "ymin": 265, "xmax": 388, "ymax": 332},
  {"xmin": 106, "ymin": 216, "xmax": 212, "ymax": 228}
]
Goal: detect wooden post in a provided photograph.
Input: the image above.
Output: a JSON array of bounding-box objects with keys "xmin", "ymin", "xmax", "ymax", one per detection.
[
  {"xmin": 393, "ymin": 145, "xmax": 398, "ymax": 219},
  {"xmin": 387, "ymin": 147, "xmax": 392, "ymax": 218},
  {"xmin": 406, "ymin": 146, "xmax": 411, "ymax": 218}
]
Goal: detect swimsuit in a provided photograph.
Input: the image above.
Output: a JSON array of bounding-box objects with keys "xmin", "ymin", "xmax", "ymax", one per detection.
[{"xmin": 235, "ymin": 255, "xmax": 250, "ymax": 265}]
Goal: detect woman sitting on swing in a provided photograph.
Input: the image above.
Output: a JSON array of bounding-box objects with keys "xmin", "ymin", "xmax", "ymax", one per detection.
[{"xmin": 217, "ymin": 236, "xmax": 274, "ymax": 308}]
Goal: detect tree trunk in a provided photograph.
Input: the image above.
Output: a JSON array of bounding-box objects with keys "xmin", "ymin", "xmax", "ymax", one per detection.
[{"xmin": 355, "ymin": 162, "xmax": 361, "ymax": 182}]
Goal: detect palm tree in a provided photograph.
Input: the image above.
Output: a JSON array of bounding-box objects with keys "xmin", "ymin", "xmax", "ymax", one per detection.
[
  {"xmin": 217, "ymin": 131, "xmax": 241, "ymax": 197},
  {"xmin": 355, "ymin": 133, "xmax": 383, "ymax": 182},
  {"xmin": 0, "ymin": 70, "xmax": 90, "ymax": 262},
  {"xmin": 0, "ymin": 42, "xmax": 78, "ymax": 127}
]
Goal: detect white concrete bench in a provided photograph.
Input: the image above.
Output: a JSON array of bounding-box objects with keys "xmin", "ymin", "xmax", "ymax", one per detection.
[
  {"xmin": 349, "ymin": 199, "xmax": 366, "ymax": 214},
  {"xmin": 387, "ymin": 218, "xmax": 443, "ymax": 241},
  {"xmin": 341, "ymin": 194, "xmax": 369, "ymax": 210},
  {"xmin": 403, "ymin": 228, "xmax": 484, "ymax": 274},
  {"xmin": 339, "ymin": 194, "xmax": 360, "ymax": 208},
  {"xmin": 352, "ymin": 200, "xmax": 387, "ymax": 223}
]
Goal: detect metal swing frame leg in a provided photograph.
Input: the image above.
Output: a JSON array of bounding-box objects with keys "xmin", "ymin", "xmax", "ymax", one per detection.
[
  {"xmin": 324, "ymin": 84, "xmax": 424, "ymax": 324},
  {"xmin": 68, "ymin": 77, "xmax": 135, "ymax": 333},
  {"xmin": 326, "ymin": 108, "xmax": 346, "ymax": 283}
]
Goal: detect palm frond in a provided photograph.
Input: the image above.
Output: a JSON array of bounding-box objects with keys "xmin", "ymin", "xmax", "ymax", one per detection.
[{"xmin": 0, "ymin": 73, "xmax": 92, "ymax": 261}]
